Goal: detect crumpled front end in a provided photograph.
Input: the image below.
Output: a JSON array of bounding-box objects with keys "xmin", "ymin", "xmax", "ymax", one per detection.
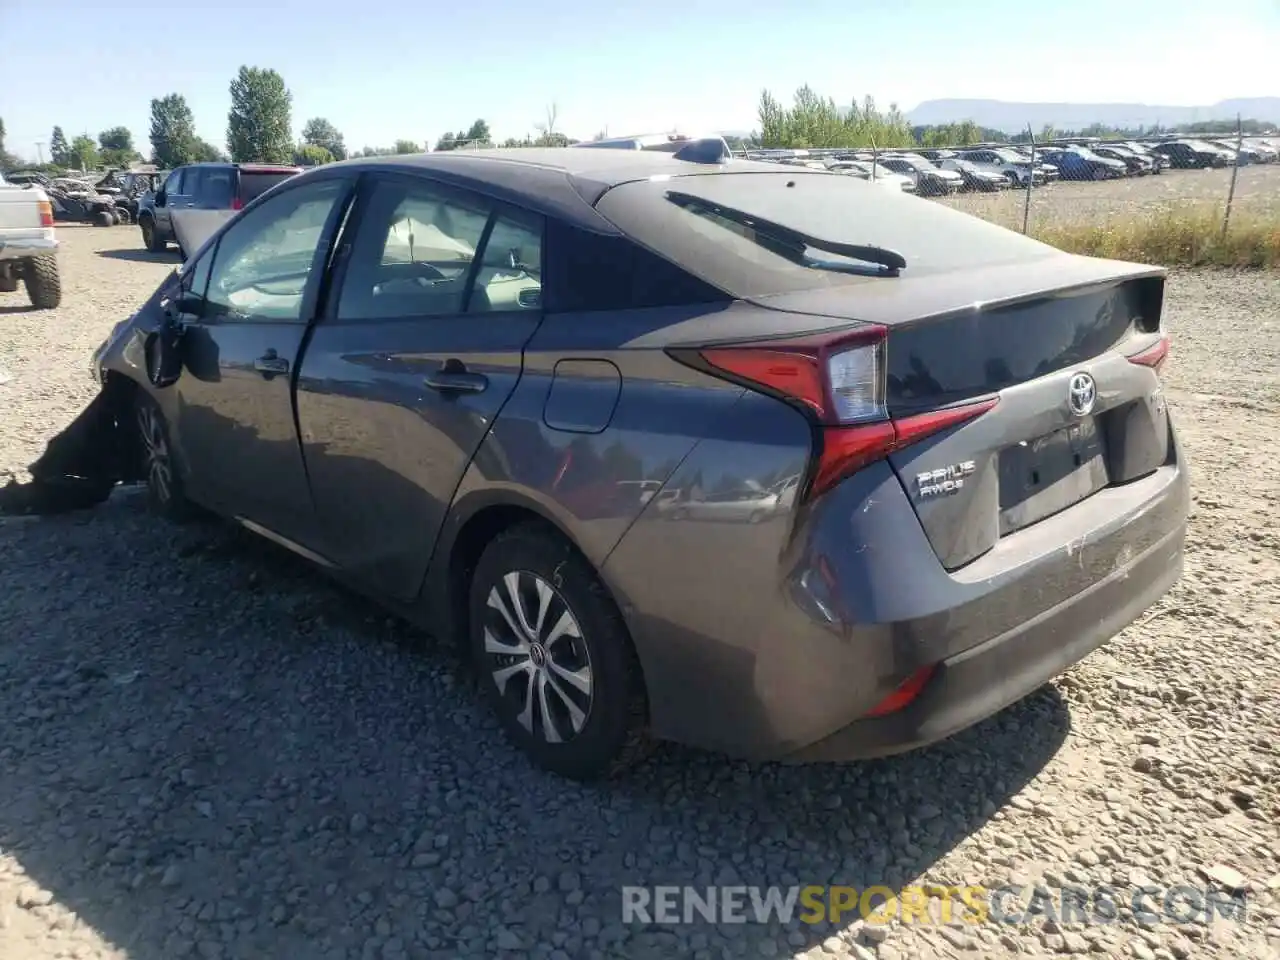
[{"xmin": 0, "ymin": 279, "xmax": 172, "ymax": 516}]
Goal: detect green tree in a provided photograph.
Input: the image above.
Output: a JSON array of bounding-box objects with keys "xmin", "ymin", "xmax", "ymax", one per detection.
[
  {"xmin": 150, "ymin": 94, "xmax": 197, "ymax": 168},
  {"xmin": 98, "ymin": 126, "xmax": 137, "ymax": 167},
  {"xmin": 192, "ymin": 138, "xmax": 226, "ymax": 162},
  {"xmin": 294, "ymin": 143, "xmax": 333, "ymax": 166},
  {"xmin": 68, "ymin": 134, "xmax": 98, "ymax": 170},
  {"xmin": 301, "ymin": 117, "xmax": 346, "ymax": 161},
  {"xmin": 50, "ymin": 126, "xmax": 70, "ymax": 166},
  {"xmin": 393, "ymin": 139, "xmax": 421, "ymax": 154},
  {"xmin": 0, "ymin": 117, "xmax": 11, "ymax": 168},
  {"xmin": 227, "ymin": 66, "xmax": 293, "ymax": 163}
]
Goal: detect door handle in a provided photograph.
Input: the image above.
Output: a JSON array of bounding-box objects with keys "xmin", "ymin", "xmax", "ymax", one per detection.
[
  {"xmin": 254, "ymin": 349, "xmax": 290, "ymax": 378},
  {"xmin": 424, "ymin": 359, "xmax": 487, "ymax": 395}
]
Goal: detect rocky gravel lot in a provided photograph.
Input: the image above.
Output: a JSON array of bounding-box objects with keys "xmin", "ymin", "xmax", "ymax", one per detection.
[{"xmin": 1, "ymin": 225, "xmax": 1278, "ymax": 960}]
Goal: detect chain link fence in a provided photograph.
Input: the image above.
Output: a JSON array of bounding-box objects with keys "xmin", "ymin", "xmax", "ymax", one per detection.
[{"xmin": 733, "ymin": 120, "xmax": 1279, "ymax": 263}]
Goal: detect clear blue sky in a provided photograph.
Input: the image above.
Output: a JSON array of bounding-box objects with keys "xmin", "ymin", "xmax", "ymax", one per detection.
[{"xmin": 2, "ymin": 0, "xmax": 1276, "ymax": 162}]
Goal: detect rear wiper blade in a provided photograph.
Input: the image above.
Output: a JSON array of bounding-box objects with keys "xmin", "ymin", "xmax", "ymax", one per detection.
[{"xmin": 666, "ymin": 190, "xmax": 907, "ymax": 275}]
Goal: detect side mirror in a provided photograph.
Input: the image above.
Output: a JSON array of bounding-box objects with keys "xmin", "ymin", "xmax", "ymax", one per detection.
[
  {"xmin": 144, "ymin": 318, "xmax": 185, "ymax": 389},
  {"xmin": 154, "ymin": 190, "xmax": 167, "ymax": 207}
]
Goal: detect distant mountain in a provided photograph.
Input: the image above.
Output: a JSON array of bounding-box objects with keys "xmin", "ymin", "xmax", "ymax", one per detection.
[{"xmin": 905, "ymin": 98, "xmax": 1280, "ymax": 133}]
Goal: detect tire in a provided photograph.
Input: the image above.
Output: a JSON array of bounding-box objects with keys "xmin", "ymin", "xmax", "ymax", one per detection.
[
  {"xmin": 23, "ymin": 255, "xmax": 61, "ymax": 309},
  {"xmin": 115, "ymin": 207, "xmax": 131, "ymax": 225},
  {"xmin": 134, "ymin": 393, "xmax": 195, "ymax": 522},
  {"xmin": 468, "ymin": 522, "xmax": 650, "ymax": 780},
  {"xmin": 140, "ymin": 216, "xmax": 165, "ymax": 252},
  {"xmin": 93, "ymin": 209, "xmax": 114, "ymax": 227}
]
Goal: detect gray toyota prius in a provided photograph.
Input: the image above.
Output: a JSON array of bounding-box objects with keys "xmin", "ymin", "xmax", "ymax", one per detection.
[{"xmin": 59, "ymin": 146, "xmax": 1186, "ymax": 779}]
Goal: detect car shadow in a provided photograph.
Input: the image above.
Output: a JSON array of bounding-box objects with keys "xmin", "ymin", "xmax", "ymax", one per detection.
[
  {"xmin": 0, "ymin": 304, "xmax": 39, "ymax": 315},
  {"xmin": 96, "ymin": 248, "xmax": 179, "ymax": 264},
  {"xmin": 0, "ymin": 494, "xmax": 1074, "ymax": 959}
]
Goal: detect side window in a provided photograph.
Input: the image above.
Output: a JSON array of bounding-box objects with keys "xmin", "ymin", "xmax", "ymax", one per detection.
[
  {"xmin": 203, "ymin": 179, "xmax": 347, "ymax": 323},
  {"xmin": 470, "ymin": 211, "xmax": 542, "ymax": 313},
  {"xmin": 184, "ymin": 168, "xmax": 205, "ymax": 201},
  {"xmin": 163, "ymin": 169, "xmax": 185, "ymax": 196},
  {"xmin": 336, "ymin": 178, "xmax": 492, "ymax": 321},
  {"xmin": 200, "ymin": 168, "xmax": 234, "ymax": 208},
  {"xmin": 543, "ymin": 219, "xmax": 728, "ymax": 313}
]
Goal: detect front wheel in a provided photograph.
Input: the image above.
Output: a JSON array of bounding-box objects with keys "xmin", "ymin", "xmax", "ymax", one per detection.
[
  {"xmin": 134, "ymin": 393, "xmax": 195, "ymax": 522},
  {"xmin": 140, "ymin": 216, "xmax": 166, "ymax": 253},
  {"xmin": 469, "ymin": 523, "xmax": 650, "ymax": 780}
]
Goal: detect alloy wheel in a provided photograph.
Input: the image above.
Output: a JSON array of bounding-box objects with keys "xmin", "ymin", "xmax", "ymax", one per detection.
[
  {"xmin": 483, "ymin": 570, "xmax": 594, "ymax": 744},
  {"xmin": 137, "ymin": 402, "xmax": 172, "ymax": 504}
]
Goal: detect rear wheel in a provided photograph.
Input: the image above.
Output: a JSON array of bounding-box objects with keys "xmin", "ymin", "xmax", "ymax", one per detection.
[
  {"xmin": 134, "ymin": 393, "xmax": 194, "ymax": 522},
  {"xmin": 93, "ymin": 209, "xmax": 114, "ymax": 227},
  {"xmin": 23, "ymin": 255, "xmax": 61, "ymax": 309},
  {"xmin": 468, "ymin": 522, "xmax": 650, "ymax": 780},
  {"xmin": 140, "ymin": 216, "xmax": 165, "ymax": 252},
  {"xmin": 115, "ymin": 207, "xmax": 132, "ymax": 225}
]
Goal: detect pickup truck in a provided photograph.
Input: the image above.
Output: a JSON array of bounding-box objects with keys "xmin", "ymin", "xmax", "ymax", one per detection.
[{"xmin": 0, "ymin": 171, "xmax": 61, "ymax": 309}]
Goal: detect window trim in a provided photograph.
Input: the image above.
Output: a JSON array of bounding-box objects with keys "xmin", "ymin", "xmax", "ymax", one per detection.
[
  {"xmin": 191, "ymin": 173, "xmax": 357, "ymax": 327},
  {"xmin": 319, "ymin": 170, "xmax": 545, "ymax": 328}
]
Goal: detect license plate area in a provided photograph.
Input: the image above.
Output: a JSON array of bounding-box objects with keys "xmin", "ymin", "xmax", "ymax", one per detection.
[{"xmin": 998, "ymin": 417, "xmax": 1109, "ymax": 536}]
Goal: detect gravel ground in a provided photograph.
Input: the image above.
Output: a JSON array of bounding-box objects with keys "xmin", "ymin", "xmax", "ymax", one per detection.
[
  {"xmin": 0, "ymin": 225, "xmax": 1278, "ymax": 960},
  {"xmin": 942, "ymin": 163, "xmax": 1280, "ymax": 230}
]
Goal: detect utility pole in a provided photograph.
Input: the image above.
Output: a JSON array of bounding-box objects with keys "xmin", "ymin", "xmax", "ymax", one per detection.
[{"xmin": 35, "ymin": 141, "xmax": 45, "ymax": 164}]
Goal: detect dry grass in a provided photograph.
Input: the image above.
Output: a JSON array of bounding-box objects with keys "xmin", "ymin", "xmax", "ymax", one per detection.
[{"xmin": 1028, "ymin": 205, "xmax": 1280, "ymax": 269}]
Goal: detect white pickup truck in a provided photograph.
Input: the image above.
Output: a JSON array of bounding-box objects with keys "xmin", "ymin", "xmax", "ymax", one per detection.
[{"xmin": 0, "ymin": 170, "xmax": 61, "ymax": 309}]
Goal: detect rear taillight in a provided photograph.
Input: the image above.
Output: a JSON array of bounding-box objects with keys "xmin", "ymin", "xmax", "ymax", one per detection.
[
  {"xmin": 231, "ymin": 196, "xmax": 244, "ymax": 211},
  {"xmin": 679, "ymin": 325, "xmax": 999, "ymax": 500},
  {"xmin": 1127, "ymin": 333, "xmax": 1170, "ymax": 376},
  {"xmin": 37, "ymin": 200, "xmax": 53, "ymax": 227}
]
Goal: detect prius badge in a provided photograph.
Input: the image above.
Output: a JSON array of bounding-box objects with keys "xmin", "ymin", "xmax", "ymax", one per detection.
[{"xmin": 916, "ymin": 460, "xmax": 976, "ymax": 499}]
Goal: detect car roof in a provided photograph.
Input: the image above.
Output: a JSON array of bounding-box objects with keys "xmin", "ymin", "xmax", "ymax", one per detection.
[{"xmin": 302, "ymin": 149, "xmax": 828, "ymax": 236}]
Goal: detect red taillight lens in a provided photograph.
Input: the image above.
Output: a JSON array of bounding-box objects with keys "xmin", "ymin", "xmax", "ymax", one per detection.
[
  {"xmin": 809, "ymin": 398, "xmax": 999, "ymax": 499},
  {"xmin": 863, "ymin": 665, "xmax": 936, "ymax": 718},
  {"xmin": 686, "ymin": 326, "xmax": 997, "ymax": 501},
  {"xmin": 231, "ymin": 196, "xmax": 244, "ymax": 211},
  {"xmin": 37, "ymin": 200, "xmax": 54, "ymax": 227},
  {"xmin": 699, "ymin": 324, "xmax": 888, "ymax": 426},
  {"xmin": 1127, "ymin": 333, "xmax": 1170, "ymax": 375}
]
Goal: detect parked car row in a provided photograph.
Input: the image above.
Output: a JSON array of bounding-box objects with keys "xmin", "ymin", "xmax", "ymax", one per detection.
[{"xmin": 745, "ymin": 133, "xmax": 1280, "ymax": 193}]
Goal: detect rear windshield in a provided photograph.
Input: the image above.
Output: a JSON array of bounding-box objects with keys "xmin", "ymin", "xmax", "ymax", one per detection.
[
  {"xmin": 595, "ymin": 171, "xmax": 1055, "ymax": 298},
  {"xmin": 238, "ymin": 171, "xmax": 298, "ymax": 203}
]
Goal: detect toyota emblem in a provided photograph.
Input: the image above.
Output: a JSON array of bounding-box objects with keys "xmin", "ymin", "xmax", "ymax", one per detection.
[{"xmin": 1068, "ymin": 372, "xmax": 1097, "ymax": 417}]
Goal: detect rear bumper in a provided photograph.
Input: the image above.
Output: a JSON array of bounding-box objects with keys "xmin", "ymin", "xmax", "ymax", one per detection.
[
  {"xmin": 0, "ymin": 233, "xmax": 58, "ymax": 262},
  {"xmin": 782, "ymin": 516, "xmax": 1183, "ymax": 762}
]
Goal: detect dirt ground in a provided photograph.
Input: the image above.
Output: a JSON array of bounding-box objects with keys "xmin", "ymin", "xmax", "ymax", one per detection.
[{"xmin": 0, "ymin": 223, "xmax": 1277, "ymax": 960}]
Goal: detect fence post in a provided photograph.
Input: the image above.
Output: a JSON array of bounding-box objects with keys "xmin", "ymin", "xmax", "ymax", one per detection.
[
  {"xmin": 870, "ymin": 137, "xmax": 878, "ymax": 180},
  {"xmin": 1222, "ymin": 113, "xmax": 1242, "ymax": 240},
  {"xmin": 1022, "ymin": 123, "xmax": 1035, "ymax": 235}
]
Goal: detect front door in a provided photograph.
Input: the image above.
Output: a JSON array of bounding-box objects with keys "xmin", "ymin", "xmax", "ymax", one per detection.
[
  {"xmin": 171, "ymin": 175, "xmax": 353, "ymax": 543},
  {"xmin": 295, "ymin": 172, "xmax": 545, "ymax": 600}
]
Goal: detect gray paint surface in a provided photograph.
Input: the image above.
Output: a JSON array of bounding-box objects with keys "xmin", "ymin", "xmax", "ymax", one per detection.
[{"xmin": 89, "ymin": 149, "xmax": 1189, "ymax": 761}]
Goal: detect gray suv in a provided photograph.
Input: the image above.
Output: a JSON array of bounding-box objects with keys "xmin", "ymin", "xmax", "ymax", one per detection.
[{"xmin": 138, "ymin": 162, "xmax": 300, "ymax": 258}]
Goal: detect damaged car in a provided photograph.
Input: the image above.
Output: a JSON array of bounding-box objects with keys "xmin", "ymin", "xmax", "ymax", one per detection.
[{"xmin": 4, "ymin": 149, "xmax": 1189, "ymax": 781}]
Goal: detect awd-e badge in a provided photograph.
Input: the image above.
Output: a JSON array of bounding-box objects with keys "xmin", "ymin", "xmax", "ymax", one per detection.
[{"xmin": 916, "ymin": 461, "xmax": 976, "ymax": 499}]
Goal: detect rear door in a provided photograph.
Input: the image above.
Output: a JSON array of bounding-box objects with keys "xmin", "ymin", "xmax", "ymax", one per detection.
[
  {"xmin": 171, "ymin": 174, "xmax": 355, "ymax": 544},
  {"xmin": 295, "ymin": 172, "xmax": 544, "ymax": 600},
  {"xmin": 173, "ymin": 166, "xmax": 238, "ymax": 257}
]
